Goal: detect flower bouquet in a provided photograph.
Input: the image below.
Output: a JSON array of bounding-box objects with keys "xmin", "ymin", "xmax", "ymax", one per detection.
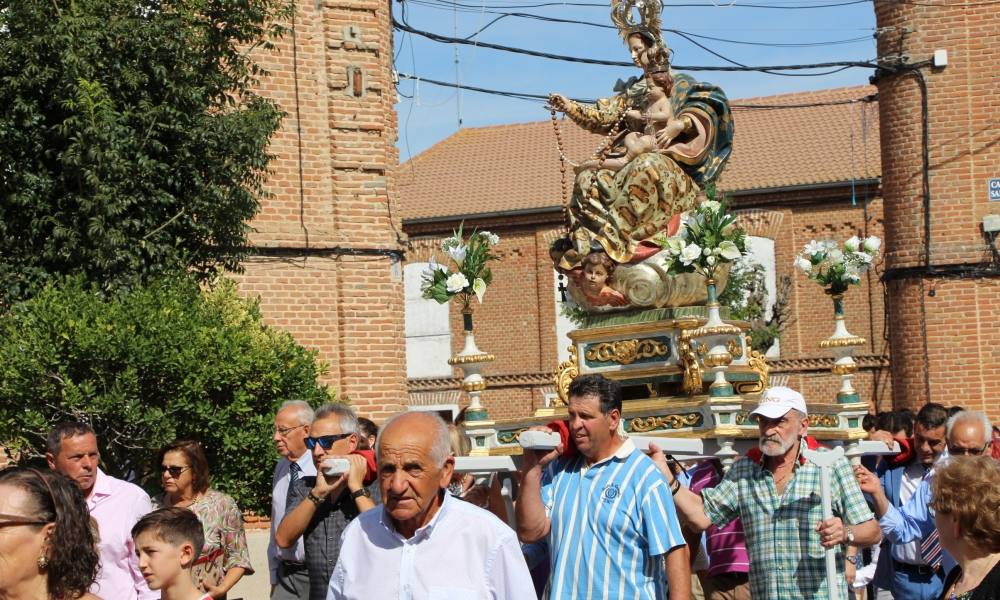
[
  {"xmin": 794, "ymin": 236, "xmax": 880, "ymax": 296},
  {"xmin": 656, "ymin": 200, "xmax": 747, "ymax": 281},
  {"xmin": 421, "ymin": 225, "xmax": 500, "ymax": 312}
]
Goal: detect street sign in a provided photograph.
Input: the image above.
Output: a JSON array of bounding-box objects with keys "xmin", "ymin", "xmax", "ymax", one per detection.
[{"xmin": 990, "ymin": 178, "xmax": 1000, "ymax": 201}]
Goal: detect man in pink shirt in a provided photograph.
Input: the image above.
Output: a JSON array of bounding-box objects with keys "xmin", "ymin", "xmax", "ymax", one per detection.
[
  {"xmin": 688, "ymin": 459, "xmax": 751, "ymax": 600},
  {"xmin": 47, "ymin": 422, "xmax": 157, "ymax": 600}
]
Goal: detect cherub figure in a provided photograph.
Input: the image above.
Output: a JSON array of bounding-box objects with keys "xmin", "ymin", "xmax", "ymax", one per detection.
[{"xmin": 571, "ymin": 251, "xmax": 628, "ymax": 307}]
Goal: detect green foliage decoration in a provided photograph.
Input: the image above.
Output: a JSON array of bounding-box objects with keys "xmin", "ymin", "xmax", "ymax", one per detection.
[
  {"xmin": 0, "ymin": 276, "xmax": 334, "ymax": 515},
  {"xmin": 0, "ymin": 0, "xmax": 288, "ymax": 308}
]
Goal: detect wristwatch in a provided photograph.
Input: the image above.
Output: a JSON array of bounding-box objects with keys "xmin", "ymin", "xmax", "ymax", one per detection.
[
  {"xmin": 351, "ymin": 487, "xmax": 371, "ymax": 500},
  {"xmin": 845, "ymin": 526, "xmax": 855, "ymax": 545}
]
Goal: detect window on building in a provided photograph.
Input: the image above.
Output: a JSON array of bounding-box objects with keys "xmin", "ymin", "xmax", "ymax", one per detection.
[
  {"xmin": 404, "ymin": 262, "xmax": 453, "ymax": 378},
  {"xmin": 745, "ymin": 235, "xmax": 779, "ymax": 357}
]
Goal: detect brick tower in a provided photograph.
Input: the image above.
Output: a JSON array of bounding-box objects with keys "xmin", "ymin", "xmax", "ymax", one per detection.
[
  {"xmin": 238, "ymin": 0, "xmax": 408, "ymax": 419},
  {"xmin": 874, "ymin": 2, "xmax": 1000, "ymax": 418}
]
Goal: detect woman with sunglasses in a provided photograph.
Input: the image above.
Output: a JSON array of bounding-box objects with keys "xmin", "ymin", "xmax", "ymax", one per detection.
[
  {"xmin": 154, "ymin": 440, "xmax": 253, "ymax": 599},
  {"xmin": 0, "ymin": 467, "xmax": 102, "ymax": 599}
]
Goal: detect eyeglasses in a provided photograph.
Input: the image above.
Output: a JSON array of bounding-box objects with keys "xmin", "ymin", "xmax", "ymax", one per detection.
[
  {"xmin": 160, "ymin": 465, "xmax": 191, "ymax": 478},
  {"xmin": 305, "ymin": 433, "xmax": 352, "ymax": 450},
  {"xmin": 0, "ymin": 513, "xmax": 50, "ymax": 528},
  {"xmin": 947, "ymin": 444, "xmax": 988, "ymax": 456},
  {"xmin": 273, "ymin": 424, "xmax": 306, "ymax": 437}
]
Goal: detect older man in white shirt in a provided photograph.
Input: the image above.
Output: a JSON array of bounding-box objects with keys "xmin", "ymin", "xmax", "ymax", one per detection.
[
  {"xmin": 327, "ymin": 411, "xmax": 534, "ymax": 600},
  {"xmin": 269, "ymin": 401, "xmax": 317, "ymax": 600}
]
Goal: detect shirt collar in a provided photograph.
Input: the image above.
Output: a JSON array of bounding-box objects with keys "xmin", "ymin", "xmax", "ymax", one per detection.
[
  {"xmin": 379, "ymin": 489, "xmax": 452, "ymax": 542},
  {"xmin": 293, "ymin": 451, "xmax": 313, "ymax": 469},
  {"xmin": 581, "ymin": 437, "xmax": 635, "ymax": 473},
  {"xmin": 87, "ymin": 469, "xmax": 112, "ymax": 502}
]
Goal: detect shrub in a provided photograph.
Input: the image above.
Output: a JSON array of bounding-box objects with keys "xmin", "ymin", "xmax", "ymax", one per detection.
[{"xmin": 0, "ymin": 275, "xmax": 333, "ymax": 515}]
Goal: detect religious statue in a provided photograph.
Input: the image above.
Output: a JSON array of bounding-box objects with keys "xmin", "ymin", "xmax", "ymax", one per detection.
[{"xmin": 549, "ymin": 0, "xmax": 734, "ymax": 311}]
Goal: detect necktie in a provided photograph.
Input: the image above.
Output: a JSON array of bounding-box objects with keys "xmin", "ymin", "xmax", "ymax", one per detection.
[
  {"xmin": 285, "ymin": 462, "xmax": 301, "ymax": 514},
  {"xmin": 920, "ymin": 529, "xmax": 942, "ymax": 570},
  {"xmin": 919, "ymin": 468, "xmax": 942, "ymax": 570}
]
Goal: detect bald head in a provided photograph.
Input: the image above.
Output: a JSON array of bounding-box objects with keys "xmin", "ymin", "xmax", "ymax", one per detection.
[
  {"xmin": 377, "ymin": 411, "xmax": 452, "ymax": 467},
  {"xmin": 946, "ymin": 410, "xmax": 992, "ymax": 454}
]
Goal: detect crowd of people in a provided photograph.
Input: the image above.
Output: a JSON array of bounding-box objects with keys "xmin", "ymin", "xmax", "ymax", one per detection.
[{"xmin": 0, "ymin": 374, "xmax": 997, "ymax": 600}]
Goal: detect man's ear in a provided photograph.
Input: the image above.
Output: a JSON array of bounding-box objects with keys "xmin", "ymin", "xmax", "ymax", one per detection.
[
  {"xmin": 45, "ymin": 452, "xmax": 56, "ymax": 470},
  {"xmin": 438, "ymin": 456, "xmax": 456, "ymax": 489},
  {"xmin": 608, "ymin": 408, "xmax": 622, "ymax": 432},
  {"xmin": 348, "ymin": 433, "xmax": 359, "ymax": 453}
]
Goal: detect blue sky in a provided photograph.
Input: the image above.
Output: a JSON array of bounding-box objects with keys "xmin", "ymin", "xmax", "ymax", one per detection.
[{"xmin": 392, "ymin": 0, "xmax": 878, "ymax": 162}]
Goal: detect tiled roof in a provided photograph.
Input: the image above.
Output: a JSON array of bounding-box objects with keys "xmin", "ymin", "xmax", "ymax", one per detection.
[{"xmin": 398, "ymin": 85, "xmax": 880, "ymax": 222}]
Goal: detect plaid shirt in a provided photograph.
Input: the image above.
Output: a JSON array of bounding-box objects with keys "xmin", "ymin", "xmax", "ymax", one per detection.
[{"xmin": 701, "ymin": 440, "xmax": 874, "ymax": 600}]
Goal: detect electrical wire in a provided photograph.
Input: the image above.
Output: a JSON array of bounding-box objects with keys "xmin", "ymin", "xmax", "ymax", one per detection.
[
  {"xmin": 393, "ymin": 17, "xmax": 878, "ymax": 73},
  {"xmin": 396, "ymin": 71, "xmax": 877, "ymax": 108},
  {"xmin": 401, "ymin": 0, "xmax": 870, "ymax": 9}
]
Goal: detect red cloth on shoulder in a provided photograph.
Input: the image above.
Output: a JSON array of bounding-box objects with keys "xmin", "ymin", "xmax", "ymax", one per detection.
[
  {"xmin": 885, "ymin": 437, "xmax": 914, "ymax": 466},
  {"xmin": 351, "ymin": 448, "xmax": 378, "ymax": 485},
  {"xmin": 545, "ymin": 419, "xmax": 578, "ymax": 459}
]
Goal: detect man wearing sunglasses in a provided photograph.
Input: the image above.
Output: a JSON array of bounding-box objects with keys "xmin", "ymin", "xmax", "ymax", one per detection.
[
  {"xmin": 45, "ymin": 421, "xmax": 156, "ymax": 600},
  {"xmin": 268, "ymin": 400, "xmax": 317, "ymax": 600},
  {"xmin": 856, "ymin": 410, "xmax": 994, "ymax": 582},
  {"xmin": 275, "ymin": 404, "xmax": 378, "ymax": 600}
]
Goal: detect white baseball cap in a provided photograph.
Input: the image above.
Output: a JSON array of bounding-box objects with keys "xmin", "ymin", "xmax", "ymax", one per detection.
[{"xmin": 750, "ymin": 386, "xmax": 808, "ymax": 419}]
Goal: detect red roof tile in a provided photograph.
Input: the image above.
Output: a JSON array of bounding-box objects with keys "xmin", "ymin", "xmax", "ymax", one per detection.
[{"xmin": 398, "ymin": 85, "xmax": 880, "ymax": 221}]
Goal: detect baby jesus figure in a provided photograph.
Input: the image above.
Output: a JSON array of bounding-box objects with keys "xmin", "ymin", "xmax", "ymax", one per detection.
[
  {"xmin": 576, "ymin": 71, "xmax": 692, "ymax": 174},
  {"xmin": 570, "ymin": 251, "xmax": 628, "ymax": 307}
]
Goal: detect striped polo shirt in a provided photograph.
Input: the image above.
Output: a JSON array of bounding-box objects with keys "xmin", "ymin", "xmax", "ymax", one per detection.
[{"xmin": 541, "ymin": 438, "xmax": 686, "ymax": 599}]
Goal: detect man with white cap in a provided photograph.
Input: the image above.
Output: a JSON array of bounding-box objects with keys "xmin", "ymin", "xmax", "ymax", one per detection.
[{"xmin": 650, "ymin": 386, "xmax": 881, "ymax": 599}]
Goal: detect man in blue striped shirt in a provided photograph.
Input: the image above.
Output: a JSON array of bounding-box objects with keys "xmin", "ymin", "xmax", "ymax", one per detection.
[{"xmin": 516, "ymin": 374, "xmax": 690, "ymax": 599}]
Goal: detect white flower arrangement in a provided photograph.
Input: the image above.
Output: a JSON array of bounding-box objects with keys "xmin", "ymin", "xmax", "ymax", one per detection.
[
  {"xmin": 656, "ymin": 199, "xmax": 747, "ymax": 279},
  {"xmin": 421, "ymin": 225, "xmax": 501, "ymax": 309},
  {"xmin": 795, "ymin": 235, "xmax": 881, "ymax": 295}
]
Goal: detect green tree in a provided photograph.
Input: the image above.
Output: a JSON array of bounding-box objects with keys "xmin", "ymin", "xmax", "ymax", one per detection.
[
  {"xmin": 0, "ymin": 276, "xmax": 333, "ymax": 514},
  {"xmin": 0, "ymin": 0, "xmax": 287, "ymax": 307}
]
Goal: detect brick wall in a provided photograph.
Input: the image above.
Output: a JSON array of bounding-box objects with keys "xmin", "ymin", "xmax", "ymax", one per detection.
[
  {"xmin": 875, "ymin": 2, "xmax": 1000, "ymax": 414},
  {"xmin": 235, "ymin": 0, "xmax": 408, "ymax": 419}
]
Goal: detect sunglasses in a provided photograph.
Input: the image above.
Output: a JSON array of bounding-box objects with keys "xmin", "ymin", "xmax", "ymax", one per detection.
[
  {"xmin": 947, "ymin": 445, "xmax": 987, "ymax": 456},
  {"xmin": 160, "ymin": 465, "xmax": 191, "ymax": 478},
  {"xmin": 305, "ymin": 433, "xmax": 352, "ymax": 450},
  {"xmin": 0, "ymin": 513, "xmax": 50, "ymax": 528}
]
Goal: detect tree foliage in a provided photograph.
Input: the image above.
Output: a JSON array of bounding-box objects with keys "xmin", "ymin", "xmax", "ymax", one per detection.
[
  {"xmin": 0, "ymin": 276, "xmax": 333, "ymax": 514},
  {"xmin": 0, "ymin": 0, "xmax": 288, "ymax": 307}
]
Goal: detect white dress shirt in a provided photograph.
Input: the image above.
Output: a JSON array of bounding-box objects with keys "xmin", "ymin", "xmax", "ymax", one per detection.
[
  {"xmin": 327, "ymin": 492, "xmax": 535, "ymax": 600},
  {"xmin": 268, "ymin": 451, "xmax": 317, "ymax": 584}
]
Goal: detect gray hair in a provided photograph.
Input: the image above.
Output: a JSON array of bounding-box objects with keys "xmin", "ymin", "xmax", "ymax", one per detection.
[
  {"xmin": 946, "ymin": 410, "xmax": 992, "ymax": 447},
  {"xmin": 313, "ymin": 403, "xmax": 359, "ymax": 435},
  {"xmin": 376, "ymin": 411, "xmax": 452, "ymax": 467},
  {"xmin": 277, "ymin": 400, "xmax": 315, "ymax": 426}
]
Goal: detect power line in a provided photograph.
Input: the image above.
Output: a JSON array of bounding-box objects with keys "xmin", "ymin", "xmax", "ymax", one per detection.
[
  {"xmin": 393, "ymin": 17, "xmax": 878, "ymax": 73},
  {"xmin": 396, "ymin": 71, "xmax": 878, "ymax": 108},
  {"xmin": 442, "ymin": 6, "xmax": 872, "ymax": 47},
  {"xmin": 402, "ymin": 0, "xmax": 870, "ymax": 9}
]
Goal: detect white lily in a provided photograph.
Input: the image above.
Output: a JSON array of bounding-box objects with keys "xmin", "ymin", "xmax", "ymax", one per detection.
[
  {"xmin": 447, "ymin": 244, "xmax": 467, "ymax": 264},
  {"xmin": 718, "ymin": 240, "xmax": 742, "ymax": 261},
  {"xmin": 852, "ymin": 251, "xmax": 873, "ymax": 265},
  {"xmin": 844, "ymin": 236, "xmax": 861, "ymax": 252},
  {"xmin": 828, "ymin": 249, "xmax": 844, "ymax": 263},
  {"xmin": 663, "ymin": 237, "xmax": 685, "ymax": 256},
  {"xmin": 863, "ymin": 236, "xmax": 881, "ymax": 254},
  {"xmin": 804, "ymin": 240, "xmax": 826, "ymax": 257},
  {"xmin": 446, "ymin": 272, "xmax": 470, "ymax": 293},
  {"xmin": 472, "ymin": 277, "xmax": 487, "ymax": 303}
]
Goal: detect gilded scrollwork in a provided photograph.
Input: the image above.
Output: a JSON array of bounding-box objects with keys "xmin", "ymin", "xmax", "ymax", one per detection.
[
  {"xmin": 818, "ymin": 336, "xmax": 866, "ymax": 349},
  {"xmin": 734, "ymin": 346, "xmax": 770, "ymax": 395},
  {"xmin": 810, "ymin": 414, "xmax": 840, "ymax": 428},
  {"xmin": 497, "ymin": 428, "xmax": 528, "ymax": 445},
  {"xmin": 727, "ymin": 338, "xmax": 744, "ymax": 359},
  {"xmin": 554, "ymin": 346, "xmax": 579, "ymax": 405},
  {"xmin": 628, "ymin": 412, "xmax": 703, "ymax": 433},
  {"xmin": 584, "ymin": 338, "xmax": 669, "ymax": 366}
]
